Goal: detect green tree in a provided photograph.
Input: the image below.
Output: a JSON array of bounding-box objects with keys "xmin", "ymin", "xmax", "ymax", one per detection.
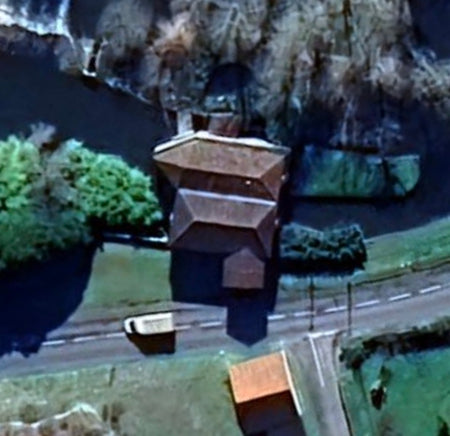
[{"xmin": 0, "ymin": 135, "xmax": 161, "ymax": 270}]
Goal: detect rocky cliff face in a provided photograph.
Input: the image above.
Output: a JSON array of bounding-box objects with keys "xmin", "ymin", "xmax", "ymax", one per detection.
[
  {"xmin": 0, "ymin": 0, "xmax": 71, "ymax": 37},
  {"xmin": 0, "ymin": 403, "xmax": 114, "ymax": 436},
  {"xmin": 1, "ymin": 0, "xmax": 445, "ymax": 149}
]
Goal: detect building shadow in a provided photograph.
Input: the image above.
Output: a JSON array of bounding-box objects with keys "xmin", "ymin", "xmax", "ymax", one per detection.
[
  {"xmin": 170, "ymin": 249, "xmax": 280, "ymax": 345},
  {"xmin": 237, "ymin": 395, "xmax": 307, "ymax": 436},
  {"xmin": 0, "ymin": 243, "xmax": 97, "ymax": 357}
]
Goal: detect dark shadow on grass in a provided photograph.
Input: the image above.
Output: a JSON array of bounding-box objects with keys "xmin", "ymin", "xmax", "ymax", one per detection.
[
  {"xmin": 235, "ymin": 391, "xmax": 307, "ymax": 436},
  {"xmin": 0, "ymin": 243, "xmax": 97, "ymax": 357},
  {"xmin": 170, "ymin": 249, "xmax": 280, "ymax": 345}
]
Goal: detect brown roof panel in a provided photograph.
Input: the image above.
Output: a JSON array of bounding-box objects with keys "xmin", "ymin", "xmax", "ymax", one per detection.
[
  {"xmin": 153, "ymin": 131, "xmax": 289, "ymax": 200},
  {"xmin": 223, "ymin": 248, "xmax": 266, "ymax": 289},
  {"xmin": 229, "ymin": 352, "xmax": 291, "ymax": 404},
  {"xmin": 169, "ymin": 189, "xmax": 278, "ymax": 257}
]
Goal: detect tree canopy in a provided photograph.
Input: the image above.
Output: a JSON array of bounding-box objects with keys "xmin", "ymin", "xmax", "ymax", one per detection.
[{"xmin": 0, "ymin": 134, "xmax": 161, "ymax": 270}]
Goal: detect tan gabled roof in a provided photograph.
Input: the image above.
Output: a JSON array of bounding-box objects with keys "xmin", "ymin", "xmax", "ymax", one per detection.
[
  {"xmin": 169, "ymin": 189, "xmax": 277, "ymax": 257},
  {"xmin": 229, "ymin": 352, "xmax": 291, "ymax": 404},
  {"xmin": 153, "ymin": 131, "xmax": 289, "ymax": 200}
]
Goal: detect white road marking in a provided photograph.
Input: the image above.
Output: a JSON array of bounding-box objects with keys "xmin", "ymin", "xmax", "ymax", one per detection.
[
  {"xmin": 268, "ymin": 313, "xmax": 287, "ymax": 321},
  {"xmin": 199, "ymin": 321, "xmax": 223, "ymax": 328},
  {"xmin": 175, "ymin": 324, "xmax": 192, "ymax": 331},
  {"xmin": 355, "ymin": 299, "xmax": 380, "ymax": 309},
  {"xmin": 389, "ymin": 292, "xmax": 412, "ymax": 302},
  {"xmin": 42, "ymin": 339, "xmax": 66, "ymax": 347},
  {"xmin": 324, "ymin": 305, "xmax": 346, "ymax": 314},
  {"xmin": 293, "ymin": 311, "xmax": 313, "ymax": 318},
  {"xmin": 309, "ymin": 329, "xmax": 338, "ymax": 339},
  {"xmin": 104, "ymin": 332, "xmax": 126, "ymax": 339},
  {"xmin": 72, "ymin": 335, "xmax": 99, "ymax": 344},
  {"xmin": 307, "ymin": 335, "xmax": 325, "ymax": 388},
  {"xmin": 419, "ymin": 285, "xmax": 442, "ymax": 294}
]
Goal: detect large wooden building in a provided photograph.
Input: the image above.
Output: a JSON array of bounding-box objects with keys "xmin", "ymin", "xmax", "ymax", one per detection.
[{"xmin": 153, "ymin": 130, "xmax": 289, "ymax": 291}]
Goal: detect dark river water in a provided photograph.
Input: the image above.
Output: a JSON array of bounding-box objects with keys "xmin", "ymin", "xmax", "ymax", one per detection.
[{"xmin": 0, "ymin": 49, "xmax": 169, "ymax": 169}]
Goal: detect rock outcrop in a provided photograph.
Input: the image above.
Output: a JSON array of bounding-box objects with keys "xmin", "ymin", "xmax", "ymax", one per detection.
[
  {"xmin": 0, "ymin": 403, "xmax": 114, "ymax": 436},
  {"xmin": 0, "ymin": 0, "xmax": 71, "ymax": 38}
]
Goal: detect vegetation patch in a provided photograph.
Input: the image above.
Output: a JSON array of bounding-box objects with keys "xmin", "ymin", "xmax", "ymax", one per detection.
[
  {"xmin": 0, "ymin": 352, "xmax": 244, "ymax": 436},
  {"xmin": 83, "ymin": 243, "xmax": 171, "ymax": 308},
  {"xmin": 0, "ymin": 132, "xmax": 161, "ymax": 271},
  {"xmin": 280, "ymin": 222, "xmax": 367, "ymax": 275},
  {"xmin": 340, "ymin": 321, "xmax": 450, "ymax": 436},
  {"xmin": 280, "ymin": 215, "xmax": 450, "ymax": 293},
  {"xmin": 356, "ymin": 216, "xmax": 450, "ymax": 281}
]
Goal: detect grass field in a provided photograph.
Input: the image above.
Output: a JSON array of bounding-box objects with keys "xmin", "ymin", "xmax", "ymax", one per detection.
[
  {"xmin": 353, "ymin": 215, "xmax": 450, "ymax": 283},
  {"xmin": 82, "ymin": 243, "xmax": 171, "ymax": 308},
  {"xmin": 0, "ymin": 351, "xmax": 244, "ymax": 436},
  {"xmin": 0, "ymin": 342, "xmax": 326, "ymax": 436},
  {"xmin": 340, "ymin": 345, "xmax": 450, "ymax": 436}
]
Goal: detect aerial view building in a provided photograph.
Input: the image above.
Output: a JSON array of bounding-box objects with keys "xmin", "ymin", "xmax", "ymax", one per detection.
[
  {"xmin": 229, "ymin": 351, "xmax": 305, "ymax": 435},
  {"xmin": 153, "ymin": 129, "xmax": 289, "ymax": 293},
  {"xmin": 0, "ymin": 0, "xmax": 450, "ymax": 435}
]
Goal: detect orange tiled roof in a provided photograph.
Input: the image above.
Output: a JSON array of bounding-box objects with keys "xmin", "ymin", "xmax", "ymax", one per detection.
[{"xmin": 229, "ymin": 352, "xmax": 291, "ymax": 404}]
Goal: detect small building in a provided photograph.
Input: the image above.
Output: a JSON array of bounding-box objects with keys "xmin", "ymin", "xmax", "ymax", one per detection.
[
  {"xmin": 229, "ymin": 351, "xmax": 305, "ymax": 435},
  {"xmin": 222, "ymin": 248, "xmax": 265, "ymax": 290}
]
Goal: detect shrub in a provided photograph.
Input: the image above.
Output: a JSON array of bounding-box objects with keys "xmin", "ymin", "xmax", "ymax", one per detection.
[
  {"xmin": 0, "ymin": 207, "xmax": 90, "ymax": 271},
  {"xmin": 280, "ymin": 222, "xmax": 367, "ymax": 274},
  {"xmin": 65, "ymin": 139, "xmax": 162, "ymax": 227},
  {"xmin": 0, "ymin": 134, "xmax": 161, "ymax": 270},
  {"xmin": 0, "ymin": 136, "xmax": 40, "ymax": 212}
]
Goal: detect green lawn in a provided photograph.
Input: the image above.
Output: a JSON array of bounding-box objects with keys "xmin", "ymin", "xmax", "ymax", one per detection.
[
  {"xmin": 353, "ymin": 215, "xmax": 450, "ymax": 284},
  {"xmin": 340, "ymin": 345, "xmax": 450, "ymax": 436},
  {"xmin": 0, "ymin": 352, "xmax": 245, "ymax": 436},
  {"xmin": 82, "ymin": 243, "xmax": 171, "ymax": 308}
]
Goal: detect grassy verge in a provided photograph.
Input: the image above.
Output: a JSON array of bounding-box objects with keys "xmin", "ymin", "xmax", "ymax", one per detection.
[
  {"xmin": 280, "ymin": 215, "xmax": 450, "ymax": 292},
  {"xmin": 340, "ymin": 345, "xmax": 450, "ymax": 436},
  {"xmin": 0, "ymin": 351, "xmax": 245, "ymax": 436},
  {"xmin": 353, "ymin": 215, "xmax": 450, "ymax": 283},
  {"xmin": 82, "ymin": 216, "xmax": 450, "ymax": 307},
  {"xmin": 82, "ymin": 243, "xmax": 171, "ymax": 309}
]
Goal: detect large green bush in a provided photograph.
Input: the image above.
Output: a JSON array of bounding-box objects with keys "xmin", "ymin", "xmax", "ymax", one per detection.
[
  {"xmin": 0, "ymin": 136, "xmax": 39, "ymax": 212},
  {"xmin": 280, "ymin": 223, "xmax": 367, "ymax": 274},
  {"xmin": 0, "ymin": 135, "xmax": 161, "ymax": 270},
  {"xmin": 65, "ymin": 139, "xmax": 161, "ymax": 227}
]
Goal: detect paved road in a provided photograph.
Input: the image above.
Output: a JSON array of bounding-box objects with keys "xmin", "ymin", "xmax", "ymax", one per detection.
[
  {"xmin": 0, "ymin": 280, "xmax": 448, "ymax": 379},
  {"xmin": 0, "ymin": 273, "xmax": 448, "ymax": 436}
]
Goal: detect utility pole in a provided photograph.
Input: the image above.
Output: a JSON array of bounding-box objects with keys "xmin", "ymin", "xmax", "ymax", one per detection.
[
  {"xmin": 347, "ymin": 281, "xmax": 353, "ymax": 336},
  {"xmin": 308, "ymin": 277, "xmax": 315, "ymax": 332}
]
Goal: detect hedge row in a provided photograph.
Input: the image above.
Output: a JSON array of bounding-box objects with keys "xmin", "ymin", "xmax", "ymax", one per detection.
[{"xmin": 280, "ymin": 222, "xmax": 367, "ymax": 274}]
